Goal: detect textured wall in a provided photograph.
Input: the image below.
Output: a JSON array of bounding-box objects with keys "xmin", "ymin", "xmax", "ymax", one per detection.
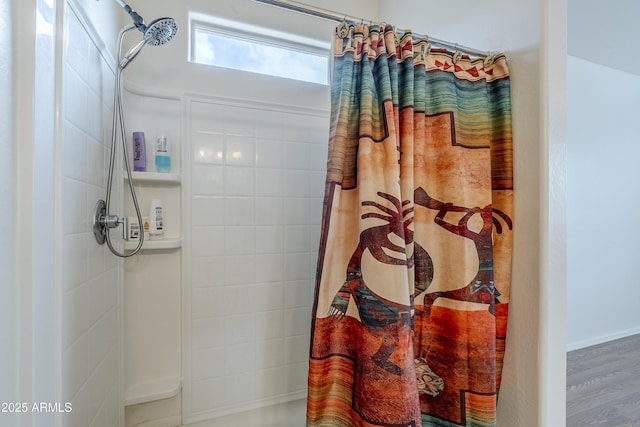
[{"xmin": 567, "ymin": 55, "xmax": 640, "ymax": 349}]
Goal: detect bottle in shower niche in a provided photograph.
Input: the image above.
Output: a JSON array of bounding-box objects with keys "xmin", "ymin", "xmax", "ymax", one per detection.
[
  {"xmin": 133, "ymin": 131, "xmax": 147, "ymax": 171},
  {"xmin": 148, "ymin": 199, "xmax": 164, "ymax": 240},
  {"xmin": 155, "ymin": 135, "xmax": 171, "ymax": 172}
]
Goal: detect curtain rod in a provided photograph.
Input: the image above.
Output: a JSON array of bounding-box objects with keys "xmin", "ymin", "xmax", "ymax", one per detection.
[{"xmin": 252, "ymin": 0, "xmax": 491, "ymax": 58}]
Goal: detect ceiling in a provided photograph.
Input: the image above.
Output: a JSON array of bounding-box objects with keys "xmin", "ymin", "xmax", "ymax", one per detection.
[{"xmin": 568, "ymin": 0, "xmax": 640, "ymax": 75}]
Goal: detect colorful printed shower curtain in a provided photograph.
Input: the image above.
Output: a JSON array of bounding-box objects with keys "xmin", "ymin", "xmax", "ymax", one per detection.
[{"xmin": 307, "ymin": 23, "xmax": 513, "ymax": 427}]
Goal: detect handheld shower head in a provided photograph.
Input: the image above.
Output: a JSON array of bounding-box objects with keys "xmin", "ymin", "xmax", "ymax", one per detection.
[
  {"xmin": 119, "ymin": 39, "xmax": 147, "ymax": 69},
  {"xmin": 118, "ymin": 17, "xmax": 178, "ymax": 70},
  {"xmin": 143, "ymin": 17, "xmax": 179, "ymax": 46}
]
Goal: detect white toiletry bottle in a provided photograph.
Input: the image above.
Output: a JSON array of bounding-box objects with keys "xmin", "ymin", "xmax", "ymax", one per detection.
[{"xmin": 148, "ymin": 199, "xmax": 164, "ymax": 240}]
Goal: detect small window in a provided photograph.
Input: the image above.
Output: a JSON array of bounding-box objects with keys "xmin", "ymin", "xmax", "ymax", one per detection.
[{"xmin": 189, "ymin": 15, "xmax": 330, "ymax": 85}]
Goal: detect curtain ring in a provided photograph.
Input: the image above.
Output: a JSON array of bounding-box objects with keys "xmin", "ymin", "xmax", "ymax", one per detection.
[
  {"xmin": 392, "ymin": 26, "xmax": 400, "ymax": 47},
  {"xmin": 362, "ymin": 22, "xmax": 370, "ymax": 39},
  {"xmin": 452, "ymin": 44, "xmax": 462, "ymax": 64},
  {"xmin": 483, "ymin": 51, "xmax": 495, "ymax": 68},
  {"xmin": 419, "ymin": 36, "xmax": 431, "ymax": 58},
  {"xmin": 336, "ymin": 21, "xmax": 350, "ymax": 39}
]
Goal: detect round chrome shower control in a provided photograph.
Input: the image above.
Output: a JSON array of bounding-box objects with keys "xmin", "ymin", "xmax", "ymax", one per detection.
[
  {"xmin": 103, "ymin": 214, "xmax": 123, "ymax": 229},
  {"xmin": 93, "ymin": 199, "xmax": 125, "ymax": 245},
  {"xmin": 93, "ymin": 200, "xmax": 107, "ymax": 244}
]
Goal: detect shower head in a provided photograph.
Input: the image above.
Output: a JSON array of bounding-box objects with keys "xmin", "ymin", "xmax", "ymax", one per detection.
[
  {"xmin": 114, "ymin": 0, "xmax": 178, "ymax": 45},
  {"xmin": 143, "ymin": 17, "xmax": 179, "ymax": 46},
  {"xmin": 113, "ymin": 0, "xmax": 178, "ymax": 69},
  {"xmin": 118, "ymin": 17, "xmax": 178, "ymax": 70},
  {"xmin": 118, "ymin": 17, "xmax": 178, "ymax": 69}
]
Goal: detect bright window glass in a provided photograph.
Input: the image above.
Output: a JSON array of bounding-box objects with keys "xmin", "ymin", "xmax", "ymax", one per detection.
[{"xmin": 191, "ymin": 24, "xmax": 330, "ymax": 85}]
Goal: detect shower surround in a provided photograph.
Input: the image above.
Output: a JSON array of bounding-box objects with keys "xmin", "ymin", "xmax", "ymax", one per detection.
[
  {"xmin": 120, "ymin": 80, "xmax": 329, "ymax": 425},
  {"xmin": 184, "ymin": 96, "xmax": 327, "ymax": 422}
]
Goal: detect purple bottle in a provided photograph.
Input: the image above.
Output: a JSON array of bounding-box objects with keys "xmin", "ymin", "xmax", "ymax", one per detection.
[{"xmin": 133, "ymin": 132, "xmax": 146, "ymax": 171}]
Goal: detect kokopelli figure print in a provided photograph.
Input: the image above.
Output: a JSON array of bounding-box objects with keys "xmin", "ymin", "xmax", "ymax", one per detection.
[
  {"xmin": 414, "ymin": 187, "xmax": 513, "ymax": 316},
  {"xmin": 328, "ymin": 192, "xmax": 414, "ymax": 375}
]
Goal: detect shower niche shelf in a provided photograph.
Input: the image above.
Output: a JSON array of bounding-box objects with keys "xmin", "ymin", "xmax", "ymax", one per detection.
[
  {"xmin": 127, "ymin": 171, "xmax": 181, "ymax": 185},
  {"xmin": 125, "ymin": 376, "xmax": 182, "ymax": 406},
  {"xmin": 124, "ymin": 238, "xmax": 182, "ymax": 251},
  {"xmin": 123, "ymin": 170, "xmax": 182, "ymax": 251}
]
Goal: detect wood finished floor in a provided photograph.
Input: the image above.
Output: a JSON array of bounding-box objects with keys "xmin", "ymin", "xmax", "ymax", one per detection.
[{"xmin": 567, "ymin": 334, "xmax": 640, "ymax": 426}]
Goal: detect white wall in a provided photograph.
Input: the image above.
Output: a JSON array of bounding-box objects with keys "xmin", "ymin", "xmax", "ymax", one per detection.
[
  {"xmin": 567, "ymin": 0, "xmax": 640, "ymax": 78},
  {"xmin": 0, "ymin": 0, "xmax": 18, "ymax": 423},
  {"xmin": 566, "ymin": 55, "xmax": 640, "ymax": 350},
  {"xmin": 32, "ymin": 0, "xmax": 58, "ymax": 419},
  {"xmin": 65, "ymin": 0, "xmax": 121, "ymax": 59},
  {"xmin": 14, "ymin": 0, "xmax": 38, "ymax": 423}
]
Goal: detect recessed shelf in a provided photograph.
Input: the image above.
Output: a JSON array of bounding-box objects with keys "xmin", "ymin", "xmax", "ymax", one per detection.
[
  {"xmin": 124, "ymin": 238, "xmax": 182, "ymax": 251},
  {"xmin": 125, "ymin": 376, "xmax": 182, "ymax": 406},
  {"xmin": 126, "ymin": 171, "xmax": 181, "ymax": 185}
]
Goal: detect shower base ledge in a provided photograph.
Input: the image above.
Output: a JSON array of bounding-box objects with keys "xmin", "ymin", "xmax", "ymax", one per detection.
[
  {"xmin": 182, "ymin": 398, "xmax": 306, "ymax": 427},
  {"xmin": 125, "ymin": 377, "xmax": 182, "ymax": 406}
]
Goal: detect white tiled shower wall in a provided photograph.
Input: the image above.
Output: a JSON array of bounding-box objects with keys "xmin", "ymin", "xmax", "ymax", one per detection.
[
  {"xmin": 185, "ymin": 98, "xmax": 328, "ymax": 422},
  {"xmin": 60, "ymin": 5, "xmax": 121, "ymax": 427}
]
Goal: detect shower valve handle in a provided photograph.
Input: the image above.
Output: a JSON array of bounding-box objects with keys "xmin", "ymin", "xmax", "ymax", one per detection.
[
  {"xmin": 102, "ymin": 214, "xmax": 127, "ymax": 240},
  {"xmin": 102, "ymin": 214, "xmax": 124, "ymax": 229},
  {"xmin": 93, "ymin": 200, "xmax": 129, "ymax": 245}
]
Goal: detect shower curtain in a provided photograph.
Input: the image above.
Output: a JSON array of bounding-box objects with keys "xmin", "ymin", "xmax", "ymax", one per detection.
[{"xmin": 307, "ymin": 23, "xmax": 513, "ymax": 427}]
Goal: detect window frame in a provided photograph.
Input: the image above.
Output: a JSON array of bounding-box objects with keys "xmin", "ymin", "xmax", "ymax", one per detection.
[{"xmin": 188, "ymin": 13, "xmax": 331, "ymax": 85}]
